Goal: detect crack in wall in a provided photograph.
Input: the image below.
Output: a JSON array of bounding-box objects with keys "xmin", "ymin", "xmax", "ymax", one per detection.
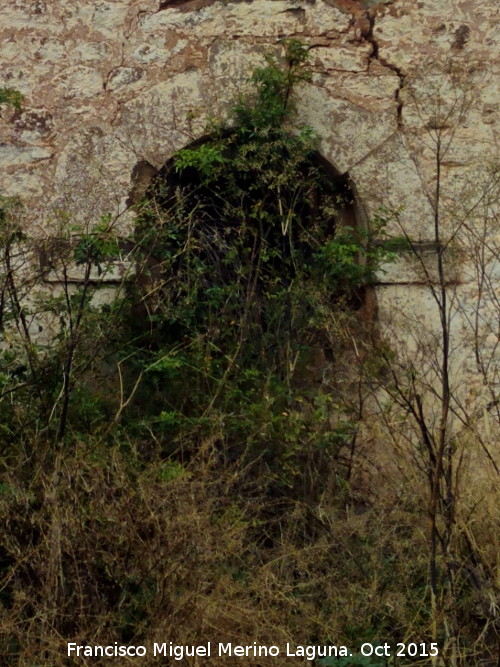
[
  {"xmin": 362, "ymin": 9, "xmax": 406, "ymax": 128},
  {"xmin": 158, "ymin": 0, "xmax": 216, "ymax": 11}
]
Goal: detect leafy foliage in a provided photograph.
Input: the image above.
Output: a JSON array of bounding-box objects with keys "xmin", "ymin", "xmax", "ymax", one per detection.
[
  {"xmin": 73, "ymin": 214, "xmax": 120, "ymax": 272},
  {"xmin": 0, "ymin": 87, "xmax": 23, "ymax": 111},
  {"xmin": 3, "ymin": 40, "xmax": 495, "ymax": 667},
  {"xmin": 132, "ymin": 40, "xmax": 391, "ymax": 480}
]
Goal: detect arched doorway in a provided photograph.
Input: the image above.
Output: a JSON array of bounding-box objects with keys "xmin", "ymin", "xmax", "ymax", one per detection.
[{"xmin": 131, "ymin": 134, "xmax": 371, "ymax": 329}]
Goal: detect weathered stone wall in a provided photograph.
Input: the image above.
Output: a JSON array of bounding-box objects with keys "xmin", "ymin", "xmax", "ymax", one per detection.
[
  {"xmin": 0, "ymin": 0, "xmax": 496, "ymax": 220},
  {"xmin": 0, "ymin": 0, "xmax": 499, "ymax": 403}
]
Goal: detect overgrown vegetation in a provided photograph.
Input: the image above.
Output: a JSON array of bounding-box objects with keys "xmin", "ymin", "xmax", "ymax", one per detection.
[
  {"xmin": 0, "ymin": 87, "xmax": 23, "ymax": 111},
  {"xmin": 131, "ymin": 39, "xmax": 391, "ymax": 488},
  {"xmin": 1, "ymin": 42, "xmax": 499, "ymax": 667}
]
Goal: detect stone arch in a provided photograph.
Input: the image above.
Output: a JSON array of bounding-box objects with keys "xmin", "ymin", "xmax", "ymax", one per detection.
[
  {"xmin": 128, "ymin": 133, "xmax": 374, "ymax": 318},
  {"xmin": 128, "ymin": 139, "xmax": 369, "ymax": 237}
]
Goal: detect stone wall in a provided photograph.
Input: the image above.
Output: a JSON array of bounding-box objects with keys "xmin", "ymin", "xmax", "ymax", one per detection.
[{"xmin": 0, "ymin": 0, "xmax": 499, "ymax": 401}]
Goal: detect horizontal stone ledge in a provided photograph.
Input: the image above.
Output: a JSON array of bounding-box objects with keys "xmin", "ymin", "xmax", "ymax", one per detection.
[
  {"xmin": 36, "ymin": 237, "xmax": 136, "ymax": 284},
  {"xmin": 41, "ymin": 265, "xmax": 133, "ymax": 284},
  {"xmin": 374, "ymin": 279, "xmax": 464, "ymax": 287}
]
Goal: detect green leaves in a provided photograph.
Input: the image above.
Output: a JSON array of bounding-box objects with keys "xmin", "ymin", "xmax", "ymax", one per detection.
[
  {"xmin": 232, "ymin": 38, "xmax": 312, "ymax": 131},
  {"xmin": 132, "ymin": 39, "xmax": 387, "ymax": 474},
  {"xmin": 0, "ymin": 87, "xmax": 23, "ymax": 110},
  {"xmin": 174, "ymin": 143, "xmax": 228, "ymax": 179},
  {"xmin": 73, "ymin": 215, "xmax": 119, "ymax": 270}
]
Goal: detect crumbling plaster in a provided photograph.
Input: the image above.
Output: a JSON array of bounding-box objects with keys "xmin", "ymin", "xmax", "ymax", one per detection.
[
  {"xmin": 0, "ymin": 0, "xmax": 499, "ymax": 396},
  {"xmin": 0, "ymin": 0, "xmax": 496, "ymax": 221}
]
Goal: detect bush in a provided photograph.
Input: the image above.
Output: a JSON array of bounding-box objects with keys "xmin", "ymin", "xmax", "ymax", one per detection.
[{"xmin": 2, "ymin": 42, "xmax": 497, "ymax": 667}]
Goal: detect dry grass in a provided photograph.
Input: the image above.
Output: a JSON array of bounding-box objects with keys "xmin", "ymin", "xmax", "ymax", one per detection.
[{"xmin": 3, "ymin": 424, "xmax": 498, "ymax": 666}]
